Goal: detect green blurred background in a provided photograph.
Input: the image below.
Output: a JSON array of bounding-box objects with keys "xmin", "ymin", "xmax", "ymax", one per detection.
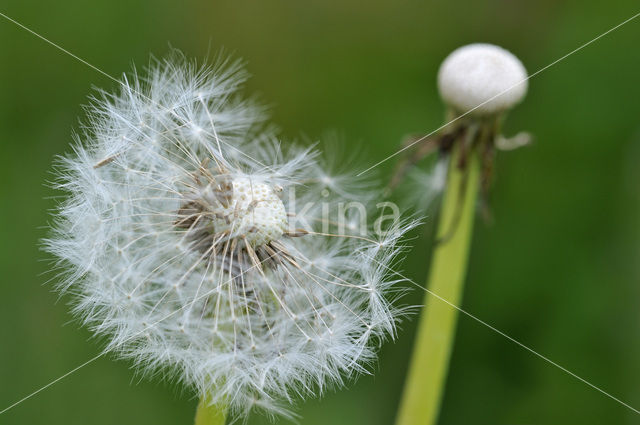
[{"xmin": 1, "ymin": 0, "xmax": 640, "ymax": 424}]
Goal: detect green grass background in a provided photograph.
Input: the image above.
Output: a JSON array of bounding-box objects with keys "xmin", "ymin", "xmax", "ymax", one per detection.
[{"xmin": 1, "ymin": 1, "xmax": 640, "ymax": 424}]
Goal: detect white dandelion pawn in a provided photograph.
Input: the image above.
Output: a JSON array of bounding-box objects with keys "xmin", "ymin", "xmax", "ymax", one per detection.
[
  {"xmin": 46, "ymin": 52, "xmax": 415, "ymax": 419},
  {"xmin": 437, "ymin": 43, "xmax": 528, "ymax": 115},
  {"xmin": 388, "ymin": 43, "xmax": 530, "ymax": 217}
]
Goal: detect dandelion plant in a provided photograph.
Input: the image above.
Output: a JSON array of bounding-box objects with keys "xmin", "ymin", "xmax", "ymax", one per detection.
[
  {"xmin": 393, "ymin": 44, "xmax": 530, "ymax": 425},
  {"xmin": 45, "ymin": 52, "xmax": 415, "ymax": 422}
]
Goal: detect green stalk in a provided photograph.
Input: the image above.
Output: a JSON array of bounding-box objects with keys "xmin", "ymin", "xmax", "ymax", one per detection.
[
  {"xmin": 395, "ymin": 142, "xmax": 480, "ymax": 425},
  {"xmin": 194, "ymin": 397, "xmax": 227, "ymax": 425}
]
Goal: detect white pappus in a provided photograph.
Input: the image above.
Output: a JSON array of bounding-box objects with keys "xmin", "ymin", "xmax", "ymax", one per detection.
[{"xmin": 45, "ymin": 52, "xmax": 416, "ymax": 419}]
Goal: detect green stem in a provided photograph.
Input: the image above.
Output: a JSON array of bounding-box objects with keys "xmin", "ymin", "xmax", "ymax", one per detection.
[
  {"xmin": 194, "ymin": 396, "xmax": 227, "ymax": 425},
  {"xmin": 395, "ymin": 143, "xmax": 480, "ymax": 425}
]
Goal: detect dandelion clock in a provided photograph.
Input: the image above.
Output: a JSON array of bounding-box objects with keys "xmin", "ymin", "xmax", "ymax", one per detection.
[{"xmin": 45, "ymin": 52, "xmax": 415, "ymax": 422}]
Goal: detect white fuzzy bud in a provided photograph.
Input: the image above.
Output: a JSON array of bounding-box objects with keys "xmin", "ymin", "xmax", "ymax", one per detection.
[{"xmin": 437, "ymin": 43, "xmax": 528, "ymax": 115}]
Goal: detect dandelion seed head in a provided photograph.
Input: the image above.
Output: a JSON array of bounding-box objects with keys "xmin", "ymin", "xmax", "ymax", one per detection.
[
  {"xmin": 45, "ymin": 51, "xmax": 414, "ymax": 418},
  {"xmin": 437, "ymin": 43, "xmax": 528, "ymax": 114}
]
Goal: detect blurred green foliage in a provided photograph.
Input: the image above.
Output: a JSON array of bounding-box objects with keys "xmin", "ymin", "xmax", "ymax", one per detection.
[{"xmin": 1, "ymin": 1, "xmax": 639, "ymax": 424}]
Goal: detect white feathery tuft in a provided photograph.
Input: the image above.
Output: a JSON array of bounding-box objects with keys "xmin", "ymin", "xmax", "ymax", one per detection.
[{"xmin": 45, "ymin": 51, "xmax": 415, "ymax": 418}]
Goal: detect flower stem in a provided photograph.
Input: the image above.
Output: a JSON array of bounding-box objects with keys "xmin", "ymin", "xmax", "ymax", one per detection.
[
  {"xmin": 194, "ymin": 396, "xmax": 227, "ymax": 425},
  {"xmin": 396, "ymin": 142, "xmax": 480, "ymax": 425}
]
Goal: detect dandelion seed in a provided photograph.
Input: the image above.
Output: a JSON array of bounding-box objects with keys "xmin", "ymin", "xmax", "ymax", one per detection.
[{"xmin": 45, "ymin": 51, "xmax": 414, "ymax": 419}]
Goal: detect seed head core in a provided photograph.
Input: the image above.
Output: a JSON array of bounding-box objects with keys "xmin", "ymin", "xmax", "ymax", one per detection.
[{"xmin": 215, "ymin": 178, "xmax": 288, "ymax": 247}]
